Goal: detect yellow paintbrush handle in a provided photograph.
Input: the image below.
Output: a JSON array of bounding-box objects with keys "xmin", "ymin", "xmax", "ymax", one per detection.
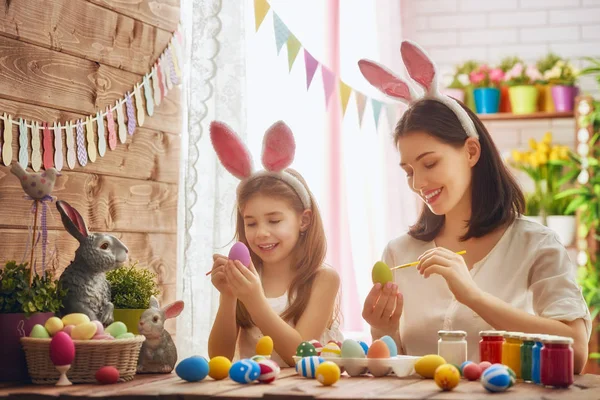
[{"xmin": 391, "ymin": 250, "xmax": 466, "ymax": 271}]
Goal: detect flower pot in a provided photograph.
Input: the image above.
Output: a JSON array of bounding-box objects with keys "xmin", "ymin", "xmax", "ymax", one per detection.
[
  {"xmin": 546, "ymin": 215, "xmax": 576, "ymax": 247},
  {"xmin": 473, "ymin": 88, "xmax": 500, "ymax": 114},
  {"xmin": 551, "ymin": 85, "xmax": 579, "ymax": 112},
  {"xmin": 499, "ymin": 85, "xmax": 511, "ymax": 113},
  {"xmin": 536, "ymin": 84, "xmax": 555, "ymax": 113},
  {"xmin": 442, "ymin": 88, "xmax": 465, "ymax": 103},
  {"xmin": 464, "ymin": 86, "xmax": 476, "ymax": 112},
  {"xmin": 508, "ymin": 85, "xmax": 538, "ymax": 114},
  {"xmin": 113, "ymin": 309, "xmax": 146, "ymax": 335},
  {"xmin": 0, "ymin": 312, "xmax": 54, "ymax": 381}
]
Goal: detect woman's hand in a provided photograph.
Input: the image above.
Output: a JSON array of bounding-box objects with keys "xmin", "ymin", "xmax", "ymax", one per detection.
[
  {"xmin": 417, "ymin": 247, "xmax": 483, "ymax": 305},
  {"xmin": 211, "ymin": 254, "xmax": 235, "ymax": 298},
  {"xmin": 224, "ymin": 260, "xmax": 264, "ymax": 310},
  {"xmin": 362, "ymin": 282, "xmax": 403, "ymax": 336}
]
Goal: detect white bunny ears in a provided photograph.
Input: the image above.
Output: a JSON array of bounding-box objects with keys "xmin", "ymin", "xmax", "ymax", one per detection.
[
  {"xmin": 358, "ymin": 40, "xmax": 479, "ymax": 140},
  {"xmin": 209, "ymin": 120, "xmax": 312, "ymax": 209}
]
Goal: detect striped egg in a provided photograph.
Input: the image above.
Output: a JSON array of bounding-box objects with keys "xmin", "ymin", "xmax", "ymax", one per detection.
[
  {"xmin": 321, "ymin": 342, "xmax": 342, "ymax": 358},
  {"xmin": 229, "ymin": 359, "xmax": 260, "ymax": 384},
  {"xmin": 295, "ymin": 356, "xmax": 325, "ymax": 378},
  {"xmin": 309, "ymin": 340, "xmax": 323, "ymax": 355},
  {"xmin": 257, "ymin": 359, "xmax": 280, "ymax": 384},
  {"xmin": 481, "ymin": 365, "xmax": 511, "ymax": 393}
]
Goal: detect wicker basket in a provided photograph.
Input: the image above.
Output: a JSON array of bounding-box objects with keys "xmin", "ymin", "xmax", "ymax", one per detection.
[{"xmin": 20, "ymin": 335, "xmax": 145, "ymax": 384}]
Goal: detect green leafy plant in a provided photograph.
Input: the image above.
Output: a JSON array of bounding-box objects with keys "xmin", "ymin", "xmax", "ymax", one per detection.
[
  {"xmin": 0, "ymin": 261, "xmax": 66, "ymax": 315},
  {"xmin": 106, "ymin": 262, "xmax": 160, "ymax": 309},
  {"xmin": 499, "ymin": 56, "xmax": 524, "ymax": 73},
  {"xmin": 536, "ymin": 53, "xmax": 562, "ymax": 77},
  {"xmin": 581, "ymin": 57, "xmax": 600, "ymax": 86},
  {"xmin": 524, "ymin": 192, "xmax": 542, "ymax": 216}
]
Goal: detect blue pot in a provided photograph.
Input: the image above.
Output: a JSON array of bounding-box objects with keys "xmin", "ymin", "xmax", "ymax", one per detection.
[{"xmin": 474, "ymin": 88, "xmax": 500, "ymax": 114}]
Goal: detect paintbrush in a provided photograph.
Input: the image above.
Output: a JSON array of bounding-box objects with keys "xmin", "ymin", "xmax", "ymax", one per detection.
[{"xmin": 390, "ymin": 250, "xmax": 467, "ymax": 271}]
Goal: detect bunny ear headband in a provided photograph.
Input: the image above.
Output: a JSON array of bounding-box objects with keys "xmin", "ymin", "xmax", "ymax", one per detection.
[
  {"xmin": 209, "ymin": 120, "xmax": 312, "ymax": 209},
  {"xmin": 357, "ymin": 40, "xmax": 479, "ymax": 140}
]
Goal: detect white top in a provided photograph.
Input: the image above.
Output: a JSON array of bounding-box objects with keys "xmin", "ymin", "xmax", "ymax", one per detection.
[
  {"xmin": 383, "ymin": 217, "xmax": 591, "ymax": 362},
  {"xmin": 237, "ymin": 292, "xmax": 344, "ymax": 367}
]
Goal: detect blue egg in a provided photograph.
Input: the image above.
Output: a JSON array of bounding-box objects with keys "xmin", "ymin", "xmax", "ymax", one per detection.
[
  {"xmin": 358, "ymin": 341, "xmax": 369, "ymax": 355},
  {"xmin": 229, "ymin": 359, "xmax": 260, "ymax": 384},
  {"xmin": 295, "ymin": 355, "xmax": 324, "ymax": 378},
  {"xmin": 379, "ymin": 335, "xmax": 398, "ymax": 357},
  {"xmin": 176, "ymin": 356, "xmax": 209, "ymax": 382},
  {"xmin": 481, "ymin": 365, "xmax": 511, "ymax": 393}
]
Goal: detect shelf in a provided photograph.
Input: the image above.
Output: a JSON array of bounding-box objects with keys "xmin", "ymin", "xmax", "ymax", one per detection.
[{"xmin": 477, "ymin": 111, "xmax": 574, "ymax": 121}]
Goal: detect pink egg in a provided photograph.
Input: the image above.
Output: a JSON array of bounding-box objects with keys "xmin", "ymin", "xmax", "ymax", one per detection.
[
  {"xmin": 50, "ymin": 332, "xmax": 75, "ymax": 366},
  {"xmin": 93, "ymin": 333, "xmax": 114, "ymax": 340},
  {"xmin": 479, "ymin": 361, "xmax": 492, "ymax": 372},
  {"xmin": 96, "ymin": 366, "xmax": 120, "ymax": 384},
  {"xmin": 62, "ymin": 325, "xmax": 75, "ymax": 336},
  {"xmin": 228, "ymin": 242, "xmax": 251, "ymax": 267},
  {"xmin": 92, "ymin": 320, "xmax": 104, "ymax": 335},
  {"xmin": 463, "ymin": 363, "xmax": 482, "ymax": 381}
]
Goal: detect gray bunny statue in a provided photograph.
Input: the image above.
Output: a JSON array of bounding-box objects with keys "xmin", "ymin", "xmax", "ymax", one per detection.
[
  {"xmin": 56, "ymin": 200, "xmax": 129, "ymax": 326},
  {"xmin": 137, "ymin": 295, "xmax": 185, "ymax": 374}
]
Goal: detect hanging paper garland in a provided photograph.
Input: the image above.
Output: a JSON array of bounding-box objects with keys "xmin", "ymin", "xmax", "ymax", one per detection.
[
  {"xmin": 85, "ymin": 117, "xmax": 97, "ymax": 163},
  {"xmin": 107, "ymin": 107, "xmax": 117, "ymax": 151},
  {"xmin": 53, "ymin": 123, "xmax": 63, "ymax": 171},
  {"xmin": 2, "ymin": 113, "xmax": 12, "ymax": 167},
  {"xmin": 31, "ymin": 122, "xmax": 42, "ymax": 172},
  {"xmin": 66, "ymin": 122, "xmax": 76, "ymax": 170},
  {"xmin": 116, "ymin": 101, "xmax": 127, "ymax": 144},
  {"xmin": 42, "ymin": 122, "xmax": 53, "ymax": 169},
  {"xmin": 152, "ymin": 66, "xmax": 162, "ymax": 107},
  {"xmin": 76, "ymin": 120, "xmax": 87, "ymax": 167},
  {"xmin": 134, "ymin": 84, "xmax": 145, "ymax": 127},
  {"xmin": 18, "ymin": 119, "xmax": 28, "ymax": 169},
  {"xmin": 125, "ymin": 94, "xmax": 136, "ymax": 136},
  {"xmin": 97, "ymin": 112, "xmax": 107, "ymax": 157},
  {"xmin": 144, "ymin": 78, "xmax": 154, "ymax": 117}
]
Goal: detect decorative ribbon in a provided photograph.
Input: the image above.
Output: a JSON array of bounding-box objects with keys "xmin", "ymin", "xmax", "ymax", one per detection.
[{"xmin": 27, "ymin": 195, "xmax": 53, "ymax": 274}]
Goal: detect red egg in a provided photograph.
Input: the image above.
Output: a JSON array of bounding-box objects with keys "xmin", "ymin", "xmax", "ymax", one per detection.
[
  {"xmin": 367, "ymin": 340, "xmax": 390, "ymax": 359},
  {"xmin": 229, "ymin": 242, "xmax": 251, "ymax": 267},
  {"xmin": 479, "ymin": 361, "xmax": 492, "ymax": 372},
  {"xmin": 96, "ymin": 366, "xmax": 120, "ymax": 384},
  {"xmin": 50, "ymin": 332, "xmax": 75, "ymax": 366},
  {"xmin": 463, "ymin": 363, "xmax": 482, "ymax": 381}
]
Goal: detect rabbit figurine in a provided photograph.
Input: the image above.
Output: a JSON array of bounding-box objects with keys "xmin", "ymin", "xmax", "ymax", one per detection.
[
  {"xmin": 137, "ymin": 295, "xmax": 184, "ymax": 374},
  {"xmin": 56, "ymin": 200, "xmax": 129, "ymax": 326}
]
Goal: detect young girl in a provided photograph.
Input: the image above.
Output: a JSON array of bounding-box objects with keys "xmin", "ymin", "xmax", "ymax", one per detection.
[
  {"xmin": 207, "ymin": 120, "xmax": 342, "ymax": 367},
  {"xmin": 358, "ymin": 41, "xmax": 591, "ymax": 373}
]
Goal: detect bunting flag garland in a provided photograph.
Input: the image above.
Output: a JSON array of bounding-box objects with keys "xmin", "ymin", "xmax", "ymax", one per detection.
[
  {"xmin": 0, "ymin": 25, "xmax": 184, "ymax": 171},
  {"xmin": 254, "ymin": 0, "xmax": 270, "ymax": 31},
  {"xmin": 356, "ymin": 92, "xmax": 367, "ymax": 127}
]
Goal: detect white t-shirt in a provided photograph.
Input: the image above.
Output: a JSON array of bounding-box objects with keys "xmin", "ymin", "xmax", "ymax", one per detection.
[{"xmin": 382, "ymin": 217, "xmax": 591, "ymax": 362}]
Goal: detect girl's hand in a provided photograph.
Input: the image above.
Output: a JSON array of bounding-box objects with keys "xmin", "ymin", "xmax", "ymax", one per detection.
[
  {"xmin": 224, "ymin": 260, "xmax": 264, "ymax": 309},
  {"xmin": 362, "ymin": 282, "xmax": 403, "ymax": 335},
  {"xmin": 211, "ymin": 254, "xmax": 235, "ymax": 298},
  {"xmin": 417, "ymin": 247, "xmax": 483, "ymax": 305}
]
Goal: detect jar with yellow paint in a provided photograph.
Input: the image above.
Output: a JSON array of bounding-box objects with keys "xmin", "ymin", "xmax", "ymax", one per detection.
[{"xmin": 501, "ymin": 332, "xmax": 523, "ymax": 379}]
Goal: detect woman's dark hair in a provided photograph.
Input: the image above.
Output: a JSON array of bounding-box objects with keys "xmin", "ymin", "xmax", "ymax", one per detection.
[{"xmin": 394, "ymin": 98, "xmax": 525, "ymax": 242}]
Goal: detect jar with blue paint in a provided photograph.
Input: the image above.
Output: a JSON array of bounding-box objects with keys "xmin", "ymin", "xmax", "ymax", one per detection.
[{"xmin": 531, "ymin": 334, "xmax": 546, "ymax": 385}]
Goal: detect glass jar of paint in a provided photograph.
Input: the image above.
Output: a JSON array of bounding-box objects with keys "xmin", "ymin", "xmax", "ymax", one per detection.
[
  {"xmin": 479, "ymin": 330, "xmax": 505, "ymax": 364},
  {"xmin": 520, "ymin": 334, "xmax": 535, "ymax": 382},
  {"xmin": 501, "ymin": 332, "xmax": 523, "ymax": 378},
  {"xmin": 531, "ymin": 334, "xmax": 546, "ymax": 385},
  {"xmin": 541, "ymin": 335, "xmax": 574, "ymax": 388},
  {"xmin": 438, "ymin": 330, "xmax": 467, "ymax": 366}
]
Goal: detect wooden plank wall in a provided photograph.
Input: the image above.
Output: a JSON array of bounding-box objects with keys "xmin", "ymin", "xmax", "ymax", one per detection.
[{"xmin": 0, "ymin": 0, "xmax": 181, "ymax": 335}]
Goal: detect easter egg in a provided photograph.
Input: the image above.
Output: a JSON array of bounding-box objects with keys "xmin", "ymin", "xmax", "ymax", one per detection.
[
  {"xmin": 321, "ymin": 342, "xmax": 342, "ymax": 358},
  {"xmin": 479, "ymin": 361, "xmax": 492, "ymax": 372},
  {"xmin": 372, "ymin": 261, "xmax": 393, "ymax": 285},
  {"xmin": 96, "ymin": 366, "xmax": 120, "ymax": 384},
  {"xmin": 367, "ymin": 340, "xmax": 390, "ymax": 359},
  {"xmin": 463, "ymin": 363, "xmax": 482, "ymax": 381},
  {"xmin": 504, "ymin": 366, "xmax": 516, "ymax": 387},
  {"xmin": 30, "ymin": 324, "xmax": 50, "ymax": 338},
  {"xmin": 358, "ymin": 341, "xmax": 369, "ymax": 355},
  {"xmin": 229, "ymin": 242, "xmax": 251, "ymax": 267},
  {"xmin": 93, "ymin": 334, "xmax": 114, "ymax": 340},
  {"xmin": 116, "ymin": 332, "xmax": 135, "ymax": 340},
  {"xmin": 434, "ymin": 364, "xmax": 460, "ymax": 391},
  {"xmin": 414, "ymin": 354, "xmax": 446, "ymax": 379},
  {"xmin": 92, "ymin": 320, "xmax": 104, "ymax": 335},
  {"xmin": 296, "ymin": 341, "xmax": 318, "ymax": 357},
  {"xmin": 309, "ymin": 340, "xmax": 323, "ymax": 355},
  {"xmin": 328, "ymin": 340, "xmax": 342, "ymax": 348},
  {"xmin": 71, "ymin": 322, "xmax": 98, "ymax": 340},
  {"xmin": 229, "ymin": 359, "xmax": 260, "ymax": 384},
  {"xmin": 460, "ymin": 360, "xmax": 473, "ymax": 373},
  {"xmin": 341, "ymin": 339, "xmax": 366, "ymax": 358},
  {"xmin": 61, "ymin": 313, "xmax": 90, "ymax": 327},
  {"xmin": 257, "ymin": 359, "xmax": 280, "ymax": 383},
  {"xmin": 256, "ymin": 335, "xmax": 273, "ymax": 356},
  {"xmin": 295, "ymin": 356, "xmax": 325, "ymax": 378},
  {"xmin": 176, "ymin": 356, "xmax": 209, "ymax": 382},
  {"xmin": 44, "ymin": 317, "xmax": 64, "ymax": 336},
  {"xmin": 62, "ymin": 325, "xmax": 75, "ymax": 337},
  {"xmin": 380, "ymin": 335, "xmax": 398, "ymax": 357},
  {"xmin": 481, "ymin": 365, "xmax": 510, "ymax": 392},
  {"xmin": 105, "ymin": 322, "xmax": 127, "ymax": 338},
  {"xmin": 208, "ymin": 356, "xmax": 231, "ymax": 380},
  {"xmin": 50, "ymin": 332, "xmax": 75, "ymax": 366},
  {"xmin": 251, "ymin": 355, "xmax": 267, "ymax": 362},
  {"xmin": 316, "ymin": 361, "xmax": 340, "ymax": 386}
]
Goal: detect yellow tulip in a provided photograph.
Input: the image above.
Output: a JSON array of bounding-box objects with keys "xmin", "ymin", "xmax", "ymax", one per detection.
[
  {"xmin": 537, "ymin": 152, "xmax": 548, "ymax": 164},
  {"xmin": 537, "ymin": 143, "xmax": 550, "ymax": 154},
  {"xmin": 512, "ymin": 150, "xmax": 522, "ymax": 163},
  {"xmin": 543, "ymin": 132, "xmax": 553, "ymax": 145},
  {"xmin": 549, "ymin": 151, "xmax": 559, "ymax": 161},
  {"xmin": 529, "ymin": 138, "xmax": 537, "ymax": 150},
  {"xmin": 559, "ymin": 146, "xmax": 570, "ymax": 159},
  {"xmin": 530, "ymin": 157, "xmax": 539, "ymax": 168}
]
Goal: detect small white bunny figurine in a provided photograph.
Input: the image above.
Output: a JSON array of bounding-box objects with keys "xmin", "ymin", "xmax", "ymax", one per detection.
[{"xmin": 137, "ymin": 295, "xmax": 184, "ymax": 374}]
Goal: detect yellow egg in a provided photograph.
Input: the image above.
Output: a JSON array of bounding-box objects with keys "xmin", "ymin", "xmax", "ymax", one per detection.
[
  {"xmin": 316, "ymin": 361, "xmax": 340, "ymax": 386},
  {"xmin": 414, "ymin": 354, "xmax": 446, "ymax": 379},
  {"xmin": 256, "ymin": 336, "xmax": 273, "ymax": 356},
  {"xmin": 71, "ymin": 322, "xmax": 98, "ymax": 340},
  {"xmin": 61, "ymin": 313, "xmax": 90, "ymax": 327},
  {"xmin": 208, "ymin": 356, "xmax": 232, "ymax": 380},
  {"xmin": 372, "ymin": 261, "xmax": 393, "ymax": 285},
  {"xmin": 44, "ymin": 317, "xmax": 64, "ymax": 336},
  {"xmin": 434, "ymin": 364, "xmax": 460, "ymax": 391}
]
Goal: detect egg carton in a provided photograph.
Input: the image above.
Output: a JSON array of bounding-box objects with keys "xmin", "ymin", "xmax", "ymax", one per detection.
[{"xmin": 293, "ymin": 355, "xmax": 419, "ymax": 377}]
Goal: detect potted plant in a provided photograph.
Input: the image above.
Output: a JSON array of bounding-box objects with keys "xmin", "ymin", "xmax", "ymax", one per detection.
[
  {"xmin": 442, "ymin": 66, "xmax": 470, "ymax": 103},
  {"xmin": 498, "ymin": 56, "xmax": 524, "ymax": 113},
  {"xmin": 469, "ymin": 64, "xmax": 504, "ymax": 114},
  {"xmin": 535, "ymin": 53, "xmax": 562, "ymax": 113},
  {"xmin": 544, "ymin": 60, "xmax": 580, "ymax": 112},
  {"xmin": 106, "ymin": 261, "xmax": 160, "ymax": 334},
  {"xmin": 455, "ymin": 60, "xmax": 480, "ymax": 112},
  {"xmin": 523, "ymin": 192, "xmax": 543, "ymax": 224},
  {"xmin": 0, "ymin": 260, "xmax": 66, "ymax": 382},
  {"xmin": 504, "ymin": 62, "xmax": 543, "ymax": 114}
]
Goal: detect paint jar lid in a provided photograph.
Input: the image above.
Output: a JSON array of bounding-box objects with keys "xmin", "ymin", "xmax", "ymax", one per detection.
[
  {"xmin": 543, "ymin": 335, "xmax": 574, "ymax": 345},
  {"xmin": 438, "ymin": 330, "xmax": 467, "ymax": 338},
  {"xmin": 519, "ymin": 333, "xmax": 537, "ymax": 342},
  {"xmin": 479, "ymin": 330, "xmax": 505, "ymax": 337},
  {"xmin": 504, "ymin": 331, "xmax": 524, "ymax": 339}
]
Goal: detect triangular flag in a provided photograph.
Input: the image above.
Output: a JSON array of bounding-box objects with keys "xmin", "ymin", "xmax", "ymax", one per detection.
[
  {"xmin": 254, "ymin": 0, "xmax": 270, "ymax": 31},
  {"xmin": 273, "ymin": 13, "xmax": 290, "ymax": 54},
  {"xmin": 372, "ymin": 99, "xmax": 383, "ymax": 128},
  {"xmin": 339, "ymin": 80, "xmax": 352, "ymax": 116},
  {"xmin": 356, "ymin": 92, "xmax": 367, "ymax": 126},
  {"xmin": 386, "ymin": 104, "xmax": 398, "ymax": 131},
  {"xmin": 322, "ymin": 66, "xmax": 336, "ymax": 108},
  {"xmin": 304, "ymin": 50, "xmax": 319, "ymax": 90},
  {"xmin": 287, "ymin": 33, "xmax": 301, "ymax": 71}
]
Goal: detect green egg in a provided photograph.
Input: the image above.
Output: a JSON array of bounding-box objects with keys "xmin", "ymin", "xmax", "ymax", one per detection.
[
  {"xmin": 105, "ymin": 321, "xmax": 127, "ymax": 338},
  {"xmin": 372, "ymin": 261, "xmax": 393, "ymax": 285},
  {"xmin": 296, "ymin": 341, "xmax": 317, "ymax": 357},
  {"xmin": 30, "ymin": 324, "xmax": 50, "ymax": 338},
  {"xmin": 116, "ymin": 332, "xmax": 135, "ymax": 340}
]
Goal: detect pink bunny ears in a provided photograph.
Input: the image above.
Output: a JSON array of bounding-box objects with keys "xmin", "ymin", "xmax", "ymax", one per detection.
[
  {"xmin": 209, "ymin": 120, "xmax": 312, "ymax": 209},
  {"xmin": 358, "ymin": 40, "xmax": 478, "ymax": 140}
]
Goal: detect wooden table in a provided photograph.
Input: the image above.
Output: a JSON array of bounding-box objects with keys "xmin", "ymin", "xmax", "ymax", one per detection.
[{"xmin": 2, "ymin": 369, "xmax": 600, "ymax": 400}]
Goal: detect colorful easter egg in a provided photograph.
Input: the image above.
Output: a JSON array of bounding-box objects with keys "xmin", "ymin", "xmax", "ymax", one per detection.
[
  {"xmin": 96, "ymin": 366, "xmax": 120, "ymax": 384},
  {"xmin": 358, "ymin": 341, "xmax": 369, "ymax": 354},
  {"xmin": 116, "ymin": 332, "xmax": 135, "ymax": 340},
  {"xmin": 321, "ymin": 342, "xmax": 342, "ymax": 358},
  {"xmin": 92, "ymin": 320, "xmax": 104, "ymax": 335},
  {"xmin": 481, "ymin": 365, "xmax": 511, "ymax": 393},
  {"xmin": 30, "ymin": 324, "xmax": 50, "ymax": 338},
  {"xmin": 93, "ymin": 333, "xmax": 114, "ymax": 340},
  {"xmin": 44, "ymin": 317, "xmax": 64, "ymax": 336},
  {"xmin": 460, "ymin": 360, "xmax": 473, "ymax": 373},
  {"xmin": 341, "ymin": 339, "xmax": 366, "ymax": 358},
  {"xmin": 61, "ymin": 313, "xmax": 90, "ymax": 327},
  {"xmin": 463, "ymin": 363, "xmax": 482, "ymax": 381},
  {"xmin": 229, "ymin": 242, "xmax": 251, "ymax": 267},
  {"xmin": 176, "ymin": 356, "xmax": 209, "ymax": 382},
  {"xmin": 105, "ymin": 322, "xmax": 127, "ymax": 338},
  {"xmin": 296, "ymin": 341, "xmax": 318, "ymax": 357},
  {"xmin": 328, "ymin": 340, "xmax": 343, "ymax": 348},
  {"xmin": 380, "ymin": 335, "xmax": 398, "ymax": 357},
  {"xmin": 372, "ymin": 261, "xmax": 393, "ymax": 285},
  {"xmin": 479, "ymin": 361, "xmax": 492, "ymax": 372},
  {"xmin": 367, "ymin": 340, "xmax": 390, "ymax": 359},
  {"xmin": 71, "ymin": 322, "xmax": 98, "ymax": 340},
  {"xmin": 434, "ymin": 364, "xmax": 460, "ymax": 391},
  {"xmin": 229, "ymin": 359, "xmax": 260, "ymax": 384},
  {"xmin": 295, "ymin": 355, "xmax": 325, "ymax": 378},
  {"xmin": 251, "ymin": 355, "xmax": 267, "ymax": 362},
  {"xmin": 256, "ymin": 335, "xmax": 273, "ymax": 356},
  {"xmin": 257, "ymin": 359, "xmax": 280, "ymax": 383},
  {"xmin": 414, "ymin": 354, "xmax": 446, "ymax": 379},
  {"xmin": 505, "ymin": 366, "xmax": 516, "ymax": 387},
  {"xmin": 50, "ymin": 332, "xmax": 75, "ymax": 366},
  {"xmin": 309, "ymin": 340, "xmax": 323, "ymax": 355},
  {"xmin": 208, "ymin": 356, "xmax": 231, "ymax": 380},
  {"xmin": 62, "ymin": 325, "xmax": 75, "ymax": 337},
  {"xmin": 316, "ymin": 361, "xmax": 340, "ymax": 386}
]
